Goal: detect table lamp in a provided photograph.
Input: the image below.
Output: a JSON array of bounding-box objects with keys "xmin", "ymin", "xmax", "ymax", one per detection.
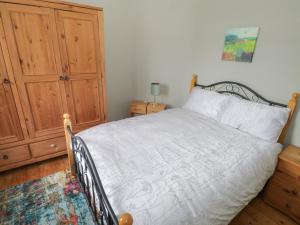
[{"xmin": 151, "ymin": 82, "xmax": 160, "ymax": 107}]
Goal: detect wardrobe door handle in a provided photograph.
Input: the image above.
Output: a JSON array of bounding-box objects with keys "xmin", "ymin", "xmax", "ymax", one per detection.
[{"xmin": 59, "ymin": 75, "xmax": 70, "ymax": 81}]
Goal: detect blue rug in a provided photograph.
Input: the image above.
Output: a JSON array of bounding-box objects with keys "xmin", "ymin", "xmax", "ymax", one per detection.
[{"xmin": 0, "ymin": 171, "xmax": 96, "ymax": 225}]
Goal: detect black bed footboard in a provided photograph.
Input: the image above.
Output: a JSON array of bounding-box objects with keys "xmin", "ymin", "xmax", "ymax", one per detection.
[{"xmin": 66, "ymin": 126, "xmax": 119, "ymax": 225}]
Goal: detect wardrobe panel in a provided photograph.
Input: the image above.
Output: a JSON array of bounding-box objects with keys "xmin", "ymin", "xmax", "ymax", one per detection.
[
  {"xmin": 9, "ymin": 10, "xmax": 57, "ymax": 76},
  {"xmin": 0, "ymin": 19, "xmax": 23, "ymax": 144},
  {"xmin": 69, "ymin": 78, "xmax": 100, "ymax": 124},
  {"xmin": 56, "ymin": 10, "xmax": 106, "ymax": 127},
  {"xmin": 1, "ymin": 3, "xmax": 67, "ymax": 138},
  {"xmin": 25, "ymin": 81, "xmax": 64, "ymax": 131},
  {"xmin": 0, "ymin": 65, "xmax": 23, "ymax": 144},
  {"xmin": 62, "ymin": 17, "xmax": 97, "ymax": 75}
]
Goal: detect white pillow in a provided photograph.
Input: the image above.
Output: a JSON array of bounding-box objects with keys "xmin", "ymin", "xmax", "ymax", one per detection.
[
  {"xmin": 183, "ymin": 88, "xmax": 229, "ymax": 120},
  {"xmin": 219, "ymin": 96, "xmax": 290, "ymax": 143}
]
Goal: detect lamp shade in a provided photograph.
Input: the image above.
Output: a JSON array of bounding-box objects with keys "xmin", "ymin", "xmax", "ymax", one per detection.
[{"xmin": 151, "ymin": 83, "xmax": 160, "ymax": 96}]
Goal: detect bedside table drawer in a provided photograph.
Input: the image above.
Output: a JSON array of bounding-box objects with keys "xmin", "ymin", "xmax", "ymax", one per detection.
[
  {"xmin": 130, "ymin": 105, "xmax": 147, "ymax": 114},
  {"xmin": 264, "ymin": 171, "xmax": 300, "ymax": 223},
  {"xmin": 130, "ymin": 101, "xmax": 147, "ymax": 115},
  {"xmin": 278, "ymin": 145, "xmax": 300, "ymax": 179},
  {"xmin": 147, "ymin": 104, "xmax": 166, "ymax": 114},
  {"xmin": 278, "ymin": 159, "xmax": 300, "ymax": 180}
]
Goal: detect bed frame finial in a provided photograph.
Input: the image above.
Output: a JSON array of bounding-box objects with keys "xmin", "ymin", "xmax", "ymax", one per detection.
[
  {"xmin": 190, "ymin": 74, "xmax": 198, "ymax": 93},
  {"xmin": 119, "ymin": 213, "xmax": 133, "ymax": 225},
  {"xmin": 278, "ymin": 92, "xmax": 299, "ymax": 144},
  {"xmin": 63, "ymin": 113, "xmax": 76, "ymax": 177},
  {"xmin": 292, "ymin": 92, "xmax": 300, "ymax": 100}
]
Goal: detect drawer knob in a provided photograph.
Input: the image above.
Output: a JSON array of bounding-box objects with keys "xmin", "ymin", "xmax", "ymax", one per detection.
[
  {"xmin": 2, "ymin": 155, "xmax": 8, "ymax": 160},
  {"xmin": 49, "ymin": 144, "xmax": 57, "ymax": 148},
  {"xmin": 3, "ymin": 78, "xmax": 12, "ymax": 84},
  {"xmin": 292, "ymin": 190, "xmax": 298, "ymax": 196}
]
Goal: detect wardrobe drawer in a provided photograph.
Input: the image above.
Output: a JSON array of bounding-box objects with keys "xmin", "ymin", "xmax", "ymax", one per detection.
[
  {"xmin": 30, "ymin": 137, "xmax": 66, "ymax": 158},
  {"xmin": 0, "ymin": 146, "xmax": 31, "ymax": 167},
  {"xmin": 264, "ymin": 171, "xmax": 300, "ymax": 223}
]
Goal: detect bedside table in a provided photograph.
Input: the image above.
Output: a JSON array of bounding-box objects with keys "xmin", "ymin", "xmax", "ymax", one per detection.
[
  {"xmin": 147, "ymin": 103, "xmax": 167, "ymax": 114},
  {"xmin": 263, "ymin": 145, "xmax": 300, "ymax": 223},
  {"xmin": 129, "ymin": 101, "xmax": 167, "ymax": 116}
]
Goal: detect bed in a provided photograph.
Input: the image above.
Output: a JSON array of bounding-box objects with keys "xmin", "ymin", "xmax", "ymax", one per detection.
[{"xmin": 63, "ymin": 75, "xmax": 299, "ymax": 225}]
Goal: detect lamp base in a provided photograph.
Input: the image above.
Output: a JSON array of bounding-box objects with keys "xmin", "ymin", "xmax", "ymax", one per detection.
[{"xmin": 152, "ymin": 95, "xmax": 157, "ymax": 108}]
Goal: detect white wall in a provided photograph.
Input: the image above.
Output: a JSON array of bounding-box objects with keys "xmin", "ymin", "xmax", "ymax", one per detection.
[
  {"xmin": 133, "ymin": 0, "xmax": 199, "ymax": 105},
  {"xmin": 67, "ymin": 0, "xmax": 136, "ymax": 121},
  {"xmin": 70, "ymin": 0, "xmax": 300, "ymax": 146},
  {"xmin": 132, "ymin": 0, "xmax": 300, "ymax": 146}
]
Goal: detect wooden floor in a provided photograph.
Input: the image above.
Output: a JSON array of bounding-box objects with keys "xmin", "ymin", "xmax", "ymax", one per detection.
[
  {"xmin": 0, "ymin": 156, "xmax": 298, "ymax": 225},
  {"xmin": 0, "ymin": 156, "xmax": 69, "ymax": 190}
]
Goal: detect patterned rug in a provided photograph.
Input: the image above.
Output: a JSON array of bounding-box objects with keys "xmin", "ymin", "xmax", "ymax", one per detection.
[{"xmin": 0, "ymin": 171, "xmax": 96, "ymax": 225}]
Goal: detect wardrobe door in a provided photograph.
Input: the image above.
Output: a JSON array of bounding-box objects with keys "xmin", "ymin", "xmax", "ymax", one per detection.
[
  {"xmin": 56, "ymin": 10, "xmax": 106, "ymax": 131},
  {"xmin": 0, "ymin": 4, "xmax": 67, "ymax": 138},
  {"xmin": 0, "ymin": 20, "xmax": 23, "ymax": 144}
]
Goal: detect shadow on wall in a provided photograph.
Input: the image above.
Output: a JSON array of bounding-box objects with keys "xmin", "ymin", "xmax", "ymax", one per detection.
[{"xmin": 160, "ymin": 83, "xmax": 169, "ymax": 97}]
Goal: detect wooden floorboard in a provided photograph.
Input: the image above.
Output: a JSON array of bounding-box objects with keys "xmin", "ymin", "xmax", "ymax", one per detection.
[
  {"xmin": 230, "ymin": 197, "xmax": 298, "ymax": 225},
  {"xmin": 0, "ymin": 155, "xmax": 68, "ymax": 190},
  {"xmin": 0, "ymin": 156, "xmax": 298, "ymax": 225}
]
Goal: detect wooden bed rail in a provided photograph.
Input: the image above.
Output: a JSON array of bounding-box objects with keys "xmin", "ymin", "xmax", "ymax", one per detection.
[
  {"xmin": 63, "ymin": 114, "xmax": 76, "ymax": 176},
  {"xmin": 278, "ymin": 93, "xmax": 299, "ymax": 144},
  {"xmin": 63, "ymin": 113, "xmax": 133, "ymax": 225},
  {"xmin": 189, "ymin": 73, "xmax": 197, "ymax": 93}
]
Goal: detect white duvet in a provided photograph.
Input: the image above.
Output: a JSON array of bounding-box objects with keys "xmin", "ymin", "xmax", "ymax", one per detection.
[{"xmin": 78, "ymin": 108, "xmax": 282, "ymax": 225}]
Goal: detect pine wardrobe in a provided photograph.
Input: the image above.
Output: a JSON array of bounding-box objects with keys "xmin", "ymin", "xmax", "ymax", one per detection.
[{"xmin": 0, "ymin": 0, "xmax": 107, "ymax": 172}]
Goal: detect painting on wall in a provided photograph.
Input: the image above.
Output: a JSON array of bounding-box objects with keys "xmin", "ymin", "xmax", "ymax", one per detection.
[{"xmin": 222, "ymin": 27, "xmax": 259, "ymax": 63}]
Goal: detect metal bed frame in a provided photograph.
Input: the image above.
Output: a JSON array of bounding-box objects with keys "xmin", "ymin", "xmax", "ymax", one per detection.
[
  {"xmin": 66, "ymin": 126, "xmax": 119, "ymax": 225},
  {"xmin": 63, "ymin": 75, "xmax": 298, "ymax": 225},
  {"xmin": 196, "ymin": 81, "xmax": 287, "ymax": 107}
]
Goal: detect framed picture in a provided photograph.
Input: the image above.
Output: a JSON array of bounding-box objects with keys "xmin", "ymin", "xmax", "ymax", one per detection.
[{"xmin": 222, "ymin": 27, "xmax": 259, "ymax": 63}]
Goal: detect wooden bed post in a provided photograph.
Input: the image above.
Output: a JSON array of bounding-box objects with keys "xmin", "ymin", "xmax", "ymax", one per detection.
[
  {"xmin": 190, "ymin": 74, "xmax": 197, "ymax": 93},
  {"xmin": 278, "ymin": 92, "xmax": 299, "ymax": 144},
  {"xmin": 119, "ymin": 213, "xmax": 133, "ymax": 225},
  {"xmin": 63, "ymin": 113, "xmax": 76, "ymax": 177}
]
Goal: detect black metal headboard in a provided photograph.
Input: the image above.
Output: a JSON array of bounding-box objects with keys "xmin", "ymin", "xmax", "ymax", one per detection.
[{"xmin": 196, "ymin": 81, "xmax": 287, "ymax": 107}]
